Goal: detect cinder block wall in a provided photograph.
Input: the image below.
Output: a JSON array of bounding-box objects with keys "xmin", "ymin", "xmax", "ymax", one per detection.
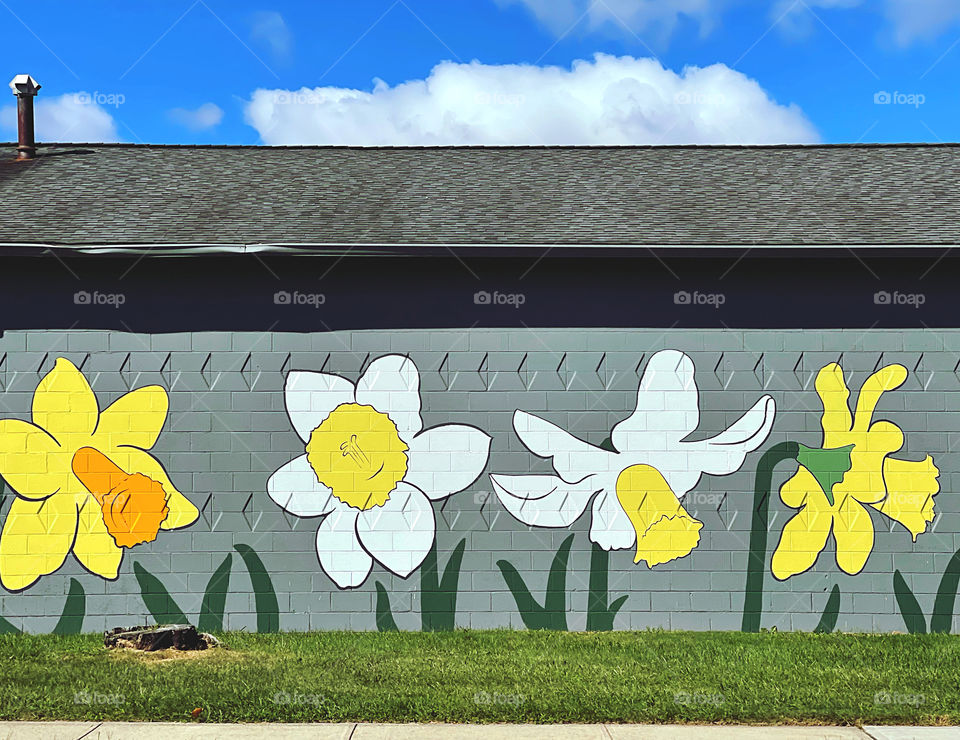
[{"xmin": 0, "ymin": 328, "xmax": 955, "ymax": 633}]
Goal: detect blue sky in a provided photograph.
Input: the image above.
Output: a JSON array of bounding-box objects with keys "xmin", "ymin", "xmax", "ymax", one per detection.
[{"xmin": 2, "ymin": 0, "xmax": 959, "ymax": 145}]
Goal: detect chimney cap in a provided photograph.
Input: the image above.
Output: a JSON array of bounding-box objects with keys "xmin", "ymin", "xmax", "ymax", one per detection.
[{"xmin": 9, "ymin": 74, "xmax": 41, "ymax": 97}]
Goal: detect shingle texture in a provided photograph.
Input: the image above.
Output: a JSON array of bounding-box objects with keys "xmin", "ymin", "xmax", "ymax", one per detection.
[{"xmin": 0, "ymin": 143, "xmax": 958, "ymax": 246}]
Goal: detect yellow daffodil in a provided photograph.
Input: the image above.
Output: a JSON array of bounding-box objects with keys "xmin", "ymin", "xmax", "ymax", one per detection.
[
  {"xmin": 771, "ymin": 363, "xmax": 939, "ymax": 580},
  {"xmin": 0, "ymin": 358, "xmax": 198, "ymax": 591}
]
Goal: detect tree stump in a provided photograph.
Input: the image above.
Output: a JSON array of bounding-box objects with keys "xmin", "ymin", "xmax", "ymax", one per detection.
[{"xmin": 104, "ymin": 624, "xmax": 219, "ymax": 651}]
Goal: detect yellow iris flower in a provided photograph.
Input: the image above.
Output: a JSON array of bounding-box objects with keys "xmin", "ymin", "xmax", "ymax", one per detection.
[
  {"xmin": 0, "ymin": 358, "xmax": 198, "ymax": 591},
  {"xmin": 771, "ymin": 363, "xmax": 939, "ymax": 580}
]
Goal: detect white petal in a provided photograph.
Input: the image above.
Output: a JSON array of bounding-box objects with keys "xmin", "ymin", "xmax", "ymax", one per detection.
[
  {"xmin": 285, "ymin": 370, "xmax": 355, "ymax": 443},
  {"xmin": 513, "ymin": 410, "xmax": 615, "ymax": 481},
  {"xmin": 590, "ymin": 489, "xmax": 636, "ymax": 551},
  {"xmin": 611, "ymin": 350, "xmax": 700, "ymax": 454},
  {"xmin": 405, "ymin": 425, "xmax": 491, "ymax": 500},
  {"xmin": 315, "ymin": 507, "xmax": 372, "ymax": 589},
  {"xmin": 490, "ymin": 473, "xmax": 598, "ymax": 528},
  {"xmin": 267, "ymin": 455, "xmax": 338, "ymax": 518},
  {"xmin": 355, "ymin": 355, "xmax": 422, "ymax": 442},
  {"xmin": 356, "ymin": 482, "xmax": 435, "ymax": 578},
  {"xmin": 667, "ymin": 395, "xmax": 777, "ymax": 496}
]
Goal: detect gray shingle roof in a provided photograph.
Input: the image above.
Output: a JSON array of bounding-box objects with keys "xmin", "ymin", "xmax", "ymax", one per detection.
[{"xmin": 0, "ymin": 143, "xmax": 958, "ymax": 247}]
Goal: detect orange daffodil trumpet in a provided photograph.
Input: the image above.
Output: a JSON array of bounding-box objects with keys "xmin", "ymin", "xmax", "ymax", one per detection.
[
  {"xmin": 267, "ymin": 355, "xmax": 491, "ymax": 589},
  {"xmin": 491, "ymin": 351, "xmax": 776, "ymax": 567},
  {"xmin": 0, "ymin": 359, "xmax": 198, "ymax": 591},
  {"xmin": 771, "ymin": 363, "xmax": 940, "ymax": 580}
]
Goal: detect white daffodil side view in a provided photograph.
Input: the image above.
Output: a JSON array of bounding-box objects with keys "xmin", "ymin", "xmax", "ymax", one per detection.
[
  {"xmin": 267, "ymin": 355, "xmax": 491, "ymax": 589},
  {"xmin": 490, "ymin": 350, "xmax": 776, "ymax": 568}
]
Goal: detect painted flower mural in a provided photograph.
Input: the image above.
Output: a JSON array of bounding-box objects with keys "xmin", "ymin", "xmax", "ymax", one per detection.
[
  {"xmin": 0, "ymin": 358, "xmax": 199, "ymax": 591},
  {"xmin": 268, "ymin": 355, "xmax": 491, "ymax": 589},
  {"xmin": 771, "ymin": 363, "xmax": 940, "ymax": 580},
  {"xmin": 491, "ymin": 350, "xmax": 776, "ymax": 567}
]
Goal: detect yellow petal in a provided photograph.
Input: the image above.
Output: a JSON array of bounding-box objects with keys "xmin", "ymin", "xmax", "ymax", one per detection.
[
  {"xmin": 833, "ymin": 496, "xmax": 875, "ymax": 575},
  {"xmin": 0, "ymin": 493, "xmax": 78, "ymax": 591},
  {"xmin": 616, "ymin": 464, "xmax": 703, "ymax": 568},
  {"xmin": 0, "ymin": 419, "xmax": 70, "ymax": 500},
  {"xmin": 835, "ymin": 421, "xmax": 904, "ymax": 506},
  {"xmin": 779, "ymin": 465, "xmax": 829, "ymax": 510},
  {"xmin": 815, "ymin": 364, "xmax": 853, "ymax": 447},
  {"xmin": 871, "ymin": 456, "xmax": 940, "ymax": 540},
  {"xmin": 852, "ymin": 364, "xmax": 907, "ymax": 432},
  {"xmin": 32, "ymin": 358, "xmax": 100, "ymax": 440},
  {"xmin": 102, "ymin": 447, "xmax": 198, "ymax": 530},
  {"xmin": 771, "ymin": 504, "xmax": 833, "ymax": 580},
  {"xmin": 74, "ymin": 495, "xmax": 122, "ymax": 579},
  {"xmin": 94, "ymin": 386, "xmax": 169, "ymax": 451}
]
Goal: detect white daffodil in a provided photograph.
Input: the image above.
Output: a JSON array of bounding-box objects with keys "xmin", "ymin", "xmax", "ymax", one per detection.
[
  {"xmin": 491, "ymin": 350, "xmax": 776, "ymax": 568},
  {"xmin": 268, "ymin": 355, "xmax": 490, "ymax": 589}
]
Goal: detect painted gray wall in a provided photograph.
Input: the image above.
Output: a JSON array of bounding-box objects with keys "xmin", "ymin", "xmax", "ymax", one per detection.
[{"xmin": 0, "ymin": 328, "xmax": 955, "ymax": 633}]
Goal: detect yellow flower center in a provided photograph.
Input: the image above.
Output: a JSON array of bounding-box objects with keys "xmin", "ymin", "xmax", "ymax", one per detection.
[
  {"xmin": 305, "ymin": 403, "xmax": 409, "ymax": 511},
  {"xmin": 615, "ymin": 464, "xmax": 703, "ymax": 568}
]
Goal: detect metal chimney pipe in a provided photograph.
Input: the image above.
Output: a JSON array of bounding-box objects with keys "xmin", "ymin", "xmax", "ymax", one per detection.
[{"xmin": 8, "ymin": 74, "xmax": 41, "ymax": 160}]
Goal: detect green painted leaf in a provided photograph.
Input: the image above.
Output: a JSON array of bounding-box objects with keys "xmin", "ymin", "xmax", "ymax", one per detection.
[
  {"xmin": 893, "ymin": 570, "xmax": 927, "ymax": 634},
  {"xmin": 197, "ymin": 554, "xmax": 232, "ymax": 633},
  {"xmin": 498, "ymin": 534, "xmax": 573, "ymax": 631},
  {"xmin": 796, "ymin": 443, "xmax": 854, "ymax": 507},
  {"xmin": 52, "ymin": 578, "xmax": 85, "ymax": 635},
  {"xmin": 133, "ymin": 562, "xmax": 189, "ymax": 625},
  {"xmin": 931, "ymin": 548, "xmax": 960, "ymax": 634},
  {"xmin": 0, "ymin": 615, "xmax": 19, "ymax": 635},
  {"xmin": 586, "ymin": 541, "xmax": 628, "ymax": 631},
  {"xmin": 421, "ymin": 539, "xmax": 466, "ymax": 632},
  {"xmin": 813, "ymin": 585, "xmax": 840, "ymax": 634},
  {"xmin": 375, "ymin": 582, "xmax": 399, "ymax": 632},
  {"xmin": 598, "ymin": 437, "xmax": 617, "ymax": 453},
  {"xmin": 234, "ymin": 544, "xmax": 279, "ymax": 633},
  {"xmin": 742, "ymin": 441, "xmax": 800, "ymax": 633}
]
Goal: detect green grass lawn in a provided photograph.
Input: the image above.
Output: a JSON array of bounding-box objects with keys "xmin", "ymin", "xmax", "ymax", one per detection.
[{"xmin": 0, "ymin": 630, "xmax": 957, "ymax": 725}]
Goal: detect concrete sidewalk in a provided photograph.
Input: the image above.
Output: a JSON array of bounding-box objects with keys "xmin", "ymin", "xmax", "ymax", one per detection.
[{"xmin": 0, "ymin": 724, "xmax": 958, "ymax": 739}]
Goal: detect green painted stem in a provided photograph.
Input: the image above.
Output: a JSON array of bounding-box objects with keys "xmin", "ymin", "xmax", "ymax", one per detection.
[
  {"xmin": 813, "ymin": 585, "xmax": 840, "ymax": 633},
  {"xmin": 421, "ymin": 539, "xmax": 467, "ymax": 632},
  {"xmin": 741, "ymin": 441, "xmax": 800, "ymax": 633},
  {"xmin": 931, "ymin": 548, "xmax": 960, "ymax": 633},
  {"xmin": 586, "ymin": 542, "xmax": 628, "ymax": 631},
  {"xmin": 374, "ymin": 582, "xmax": 399, "ymax": 632}
]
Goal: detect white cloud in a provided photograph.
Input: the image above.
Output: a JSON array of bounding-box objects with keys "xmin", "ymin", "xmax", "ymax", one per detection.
[
  {"xmin": 244, "ymin": 55, "xmax": 818, "ymax": 146},
  {"xmin": 168, "ymin": 102, "xmax": 224, "ymax": 131},
  {"xmin": 1, "ymin": 92, "xmax": 120, "ymax": 143},
  {"xmin": 773, "ymin": 0, "xmax": 960, "ymax": 46},
  {"xmin": 251, "ymin": 11, "xmax": 292, "ymax": 59},
  {"xmin": 885, "ymin": 0, "xmax": 960, "ymax": 45},
  {"xmin": 496, "ymin": 0, "xmax": 722, "ymax": 41}
]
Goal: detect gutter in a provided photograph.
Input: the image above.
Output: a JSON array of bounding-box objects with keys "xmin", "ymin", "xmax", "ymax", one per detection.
[{"xmin": 0, "ymin": 242, "xmax": 957, "ymax": 258}]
